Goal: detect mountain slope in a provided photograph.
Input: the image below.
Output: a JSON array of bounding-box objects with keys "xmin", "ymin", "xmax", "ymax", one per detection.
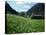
[
  {"xmin": 5, "ymin": 1, "xmax": 19, "ymax": 14},
  {"xmin": 27, "ymin": 3, "xmax": 44, "ymax": 16}
]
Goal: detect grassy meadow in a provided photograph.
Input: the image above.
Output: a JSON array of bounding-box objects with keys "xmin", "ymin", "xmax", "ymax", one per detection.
[{"xmin": 7, "ymin": 14, "xmax": 44, "ymax": 34}]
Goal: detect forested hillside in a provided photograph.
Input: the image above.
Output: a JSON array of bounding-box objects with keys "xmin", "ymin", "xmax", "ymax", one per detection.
[
  {"xmin": 5, "ymin": 2, "xmax": 19, "ymax": 15},
  {"xmin": 27, "ymin": 3, "xmax": 44, "ymax": 16}
]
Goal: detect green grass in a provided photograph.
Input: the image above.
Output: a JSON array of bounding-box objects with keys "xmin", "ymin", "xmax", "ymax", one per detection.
[{"xmin": 7, "ymin": 14, "xmax": 45, "ymax": 33}]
